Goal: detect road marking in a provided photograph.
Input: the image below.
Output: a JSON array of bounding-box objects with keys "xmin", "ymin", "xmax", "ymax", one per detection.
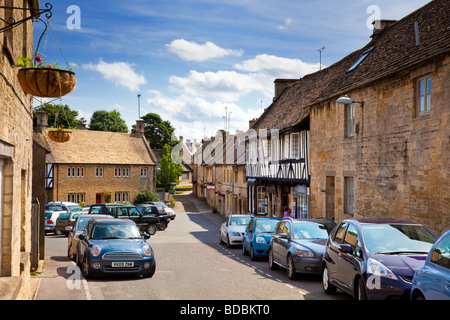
[
  {"xmin": 286, "ymin": 284, "xmax": 295, "ymax": 289},
  {"xmin": 298, "ymin": 289, "xmax": 309, "ymax": 295}
]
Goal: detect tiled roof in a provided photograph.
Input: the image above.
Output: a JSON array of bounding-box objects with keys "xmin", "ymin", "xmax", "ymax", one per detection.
[
  {"xmin": 253, "ymin": 0, "xmax": 450, "ymax": 131},
  {"xmin": 45, "ymin": 129, "xmax": 156, "ymax": 165}
]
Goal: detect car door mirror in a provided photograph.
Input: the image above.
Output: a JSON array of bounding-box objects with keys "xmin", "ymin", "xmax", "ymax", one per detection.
[
  {"xmin": 278, "ymin": 233, "xmax": 289, "ymax": 239},
  {"xmin": 339, "ymin": 244, "xmax": 353, "ymax": 253},
  {"xmin": 78, "ymin": 234, "xmax": 86, "ymax": 240},
  {"xmin": 142, "ymin": 233, "xmax": 150, "ymax": 240}
]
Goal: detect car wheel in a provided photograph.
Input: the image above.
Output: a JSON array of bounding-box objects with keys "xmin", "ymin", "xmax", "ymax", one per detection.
[
  {"xmin": 250, "ymin": 244, "xmax": 257, "ymax": 261},
  {"xmin": 81, "ymin": 255, "xmax": 93, "ymax": 279},
  {"xmin": 242, "ymin": 242, "xmax": 248, "ymax": 255},
  {"xmin": 357, "ymin": 277, "xmax": 368, "ymax": 300},
  {"xmin": 68, "ymin": 245, "xmax": 76, "ymax": 262},
  {"xmin": 226, "ymin": 235, "xmax": 231, "ymax": 248},
  {"xmin": 147, "ymin": 223, "xmax": 157, "ymax": 235},
  {"xmin": 159, "ymin": 220, "xmax": 167, "ymax": 231},
  {"xmin": 287, "ymin": 254, "xmax": 298, "ymax": 280},
  {"xmin": 322, "ymin": 265, "xmax": 337, "ymax": 294},
  {"xmin": 269, "ymin": 248, "xmax": 278, "ymax": 270}
]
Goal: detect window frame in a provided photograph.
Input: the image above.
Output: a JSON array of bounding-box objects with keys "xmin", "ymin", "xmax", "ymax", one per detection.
[{"xmin": 416, "ymin": 75, "xmax": 432, "ymax": 116}]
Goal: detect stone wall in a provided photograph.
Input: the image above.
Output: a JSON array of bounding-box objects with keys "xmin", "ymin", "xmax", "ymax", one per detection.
[
  {"xmin": 310, "ymin": 54, "xmax": 450, "ymax": 235},
  {"xmin": 0, "ymin": 0, "xmax": 35, "ymax": 299}
]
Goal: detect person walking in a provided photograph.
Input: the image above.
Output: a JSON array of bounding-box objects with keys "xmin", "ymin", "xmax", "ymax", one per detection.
[{"xmin": 283, "ymin": 206, "xmax": 291, "ymax": 218}]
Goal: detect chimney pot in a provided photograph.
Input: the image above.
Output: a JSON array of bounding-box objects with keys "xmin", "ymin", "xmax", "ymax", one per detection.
[
  {"xmin": 135, "ymin": 120, "xmax": 145, "ymax": 134},
  {"xmin": 36, "ymin": 111, "xmax": 48, "ymax": 134}
]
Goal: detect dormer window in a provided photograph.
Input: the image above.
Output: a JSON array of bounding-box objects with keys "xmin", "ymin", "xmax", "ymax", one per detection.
[{"xmin": 347, "ymin": 47, "xmax": 374, "ymax": 73}]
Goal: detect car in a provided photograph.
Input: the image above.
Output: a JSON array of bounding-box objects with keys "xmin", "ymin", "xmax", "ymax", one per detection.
[
  {"xmin": 220, "ymin": 214, "xmax": 253, "ymax": 247},
  {"xmin": 55, "ymin": 211, "xmax": 81, "ymax": 236},
  {"xmin": 68, "ymin": 214, "xmax": 111, "ymax": 262},
  {"xmin": 45, "ymin": 204, "xmax": 67, "ymax": 234},
  {"xmin": 76, "ymin": 218, "xmax": 156, "ymax": 279},
  {"xmin": 88, "ymin": 203, "xmax": 124, "ymax": 214},
  {"xmin": 102, "ymin": 205, "xmax": 163, "ymax": 235},
  {"xmin": 47, "ymin": 201, "xmax": 81, "ymax": 212},
  {"xmin": 322, "ymin": 218, "xmax": 437, "ymax": 300},
  {"xmin": 411, "ymin": 229, "xmax": 450, "ymax": 300},
  {"xmin": 242, "ymin": 216, "xmax": 282, "ymax": 260},
  {"xmin": 140, "ymin": 202, "xmax": 176, "ymax": 220},
  {"xmin": 140, "ymin": 205, "xmax": 171, "ymax": 231},
  {"xmin": 269, "ymin": 218, "xmax": 334, "ymax": 279}
]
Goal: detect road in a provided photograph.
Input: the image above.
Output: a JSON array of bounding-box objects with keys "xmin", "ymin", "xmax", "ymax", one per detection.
[{"xmin": 37, "ymin": 193, "xmax": 349, "ymax": 301}]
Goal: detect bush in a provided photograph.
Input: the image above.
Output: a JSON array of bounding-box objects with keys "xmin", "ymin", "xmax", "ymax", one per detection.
[{"xmin": 134, "ymin": 189, "xmax": 160, "ymax": 204}]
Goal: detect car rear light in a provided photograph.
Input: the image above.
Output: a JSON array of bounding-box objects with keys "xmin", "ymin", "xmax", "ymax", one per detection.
[
  {"xmin": 67, "ymin": 220, "xmax": 71, "ymax": 226},
  {"xmin": 47, "ymin": 220, "xmax": 53, "ymax": 224}
]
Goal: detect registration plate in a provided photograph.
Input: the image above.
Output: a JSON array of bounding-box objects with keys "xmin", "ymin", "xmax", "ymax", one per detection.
[{"xmin": 111, "ymin": 262, "xmax": 134, "ymax": 268}]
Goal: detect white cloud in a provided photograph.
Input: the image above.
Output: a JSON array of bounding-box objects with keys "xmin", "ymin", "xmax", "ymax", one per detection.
[
  {"xmin": 166, "ymin": 39, "xmax": 243, "ymax": 62},
  {"xmin": 83, "ymin": 60, "xmax": 146, "ymax": 92},
  {"xmin": 277, "ymin": 18, "xmax": 293, "ymax": 30}
]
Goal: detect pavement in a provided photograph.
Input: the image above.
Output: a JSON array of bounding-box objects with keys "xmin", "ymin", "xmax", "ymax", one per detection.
[{"xmin": 31, "ymin": 192, "xmax": 224, "ymax": 300}]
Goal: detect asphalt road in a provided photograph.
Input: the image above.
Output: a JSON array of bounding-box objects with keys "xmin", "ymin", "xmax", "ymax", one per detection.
[{"xmin": 37, "ymin": 193, "xmax": 349, "ymax": 301}]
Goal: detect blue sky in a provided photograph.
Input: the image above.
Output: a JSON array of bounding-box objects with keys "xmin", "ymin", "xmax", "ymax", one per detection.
[{"xmin": 34, "ymin": 0, "xmax": 432, "ymax": 142}]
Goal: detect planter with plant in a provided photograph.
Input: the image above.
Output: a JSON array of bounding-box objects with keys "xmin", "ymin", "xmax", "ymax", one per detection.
[{"xmin": 47, "ymin": 125, "xmax": 72, "ymax": 143}]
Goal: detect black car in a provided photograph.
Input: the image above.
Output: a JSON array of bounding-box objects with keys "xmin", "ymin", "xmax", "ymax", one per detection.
[
  {"xmin": 269, "ymin": 218, "xmax": 335, "ymax": 279},
  {"xmin": 322, "ymin": 218, "xmax": 437, "ymax": 300},
  {"xmin": 93, "ymin": 204, "xmax": 162, "ymax": 235}
]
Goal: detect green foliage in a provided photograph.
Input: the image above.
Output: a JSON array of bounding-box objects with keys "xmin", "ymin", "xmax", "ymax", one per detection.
[
  {"xmin": 33, "ymin": 103, "xmax": 82, "ymax": 129},
  {"xmin": 156, "ymin": 145, "xmax": 183, "ymax": 192},
  {"xmin": 89, "ymin": 110, "xmax": 128, "ymax": 133},
  {"xmin": 133, "ymin": 189, "xmax": 160, "ymax": 204},
  {"xmin": 138, "ymin": 113, "xmax": 177, "ymax": 149}
]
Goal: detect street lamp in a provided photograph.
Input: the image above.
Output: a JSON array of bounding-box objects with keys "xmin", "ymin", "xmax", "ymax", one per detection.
[{"xmin": 336, "ymin": 95, "xmax": 364, "ymax": 107}]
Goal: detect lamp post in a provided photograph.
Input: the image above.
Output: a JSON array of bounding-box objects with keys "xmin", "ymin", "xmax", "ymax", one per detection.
[{"xmin": 137, "ymin": 94, "xmax": 141, "ymax": 119}]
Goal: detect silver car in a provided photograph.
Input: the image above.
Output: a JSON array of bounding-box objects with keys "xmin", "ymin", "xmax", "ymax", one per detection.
[
  {"xmin": 67, "ymin": 214, "xmax": 110, "ymax": 261},
  {"xmin": 220, "ymin": 214, "xmax": 253, "ymax": 247}
]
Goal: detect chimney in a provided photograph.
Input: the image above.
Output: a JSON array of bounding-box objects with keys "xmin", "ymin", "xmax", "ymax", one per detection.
[
  {"xmin": 274, "ymin": 79, "xmax": 298, "ymax": 101},
  {"xmin": 249, "ymin": 118, "xmax": 257, "ymax": 129},
  {"xmin": 179, "ymin": 136, "xmax": 183, "ymax": 142},
  {"xmin": 36, "ymin": 111, "xmax": 48, "ymax": 134},
  {"xmin": 371, "ymin": 19, "xmax": 397, "ymax": 38},
  {"xmin": 135, "ymin": 120, "xmax": 145, "ymax": 135}
]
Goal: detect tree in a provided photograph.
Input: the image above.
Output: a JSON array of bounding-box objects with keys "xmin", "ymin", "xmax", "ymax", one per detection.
[
  {"xmin": 156, "ymin": 144, "xmax": 183, "ymax": 192},
  {"xmin": 133, "ymin": 189, "xmax": 160, "ymax": 204},
  {"xmin": 33, "ymin": 103, "xmax": 84, "ymax": 129},
  {"xmin": 139, "ymin": 113, "xmax": 176, "ymax": 149},
  {"xmin": 89, "ymin": 110, "xmax": 128, "ymax": 132}
]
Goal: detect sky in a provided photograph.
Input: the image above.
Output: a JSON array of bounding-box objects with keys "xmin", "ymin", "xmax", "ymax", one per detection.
[{"xmin": 33, "ymin": 0, "xmax": 432, "ymax": 142}]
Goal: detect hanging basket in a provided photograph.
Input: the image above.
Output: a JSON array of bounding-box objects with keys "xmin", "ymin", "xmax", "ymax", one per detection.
[
  {"xmin": 17, "ymin": 68, "xmax": 76, "ymax": 98},
  {"xmin": 47, "ymin": 130, "xmax": 72, "ymax": 143}
]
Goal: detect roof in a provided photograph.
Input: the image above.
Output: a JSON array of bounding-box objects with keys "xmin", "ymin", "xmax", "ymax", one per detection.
[
  {"xmin": 252, "ymin": 0, "xmax": 450, "ymax": 131},
  {"xmin": 45, "ymin": 129, "xmax": 156, "ymax": 165}
]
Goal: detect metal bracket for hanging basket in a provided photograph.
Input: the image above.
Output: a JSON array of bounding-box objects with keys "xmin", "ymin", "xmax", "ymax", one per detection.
[{"xmin": 0, "ymin": 2, "xmax": 52, "ymax": 34}]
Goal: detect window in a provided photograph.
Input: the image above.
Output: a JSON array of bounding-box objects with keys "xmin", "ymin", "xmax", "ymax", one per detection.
[
  {"xmin": 290, "ymin": 133, "xmax": 299, "ymax": 158},
  {"xmin": 334, "ymin": 222, "xmax": 348, "ymax": 244},
  {"xmin": 68, "ymin": 167, "xmax": 84, "ymax": 178},
  {"xmin": 141, "ymin": 167, "xmax": 147, "ymax": 177},
  {"xmin": 416, "ymin": 75, "xmax": 431, "ymax": 115},
  {"xmin": 68, "ymin": 193, "xmax": 84, "ymax": 203},
  {"xmin": 96, "ymin": 167, "xmax": 103, "ymax": 177},
  {"xmin": 345, "ymin": 104, "xmax": 356, "ymax": 137},
  {"xmin": 347, "ymin": 47, "xmax": 374, "ymax": 73},
  {"xmin": 114, "ymin": 192, "xmax": 129, "ymax": 203},
  {"xmin": 344, "ymin": 177, "xmax": 354, "ymax": 215},
  {"xmin": 257, "ymin": 186, "xmax": 267, "ymax": 214},
  {"xmin": 115, "ymin": 167, "xmax": 129, "ymax": 178},
  {"xmin": 182, "ymin": 172, "xmax": 189, "ymax": 180},
  {"xmin": 429, "ymin": 236, "xmax": 450, "ymax": 269}
]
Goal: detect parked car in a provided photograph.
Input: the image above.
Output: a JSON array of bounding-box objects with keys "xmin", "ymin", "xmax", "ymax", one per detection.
[
  {"xmin": 141, "ymin": 202, "xmax": 176, "ymax": 220},
  {"xmin": 55, "ymin": 211, "xmax": 81, "ymax": 236},
  {"xmin": 88, "ymin": 203, "xmax": 124, "ymax": 214},
  {"xmin": 140, "ymin": 205, "xmax": 171, "ymax": 231},
  {"xmin": 269, "ymin": 218, "xmax": 334, "ymax": 279},
  {"xmin": 76, "ymin": 218, "xmax": 156, "ymax": 279},
  {"xmin": 242, "ymin": 216, "xmax": 282, "ymax": 260},
  {"xmin": 68, "ymin": 214, "xmax": 111, "ymax": 261},
  {"xmin": 322, "ymin": 218, "xmax": 437, "ymax": 300},
  {"xmin": 47, "ymin": 201, "xmax": 81, "ymax": 212},
  {"xmin": 411, "ymin": 229, "xmax": 450, "ymax": 300},
  {"xmin": 45, "ymin": 204, "xmax": 67, "ymax": 234},
  {"xmin": 220, "ymin": 214, "xmax": 253, "ymax": 247},
  {"xmin": 102, "ymin": 205, "xmax": 162, "ymax": 235}
]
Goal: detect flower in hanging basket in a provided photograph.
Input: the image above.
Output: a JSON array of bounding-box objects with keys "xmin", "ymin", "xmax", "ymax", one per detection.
[
  {"xmin": 47, "ymin": 126, "xmax": 72, "ymax": 143},
  {"xmin": 15, "ymin": 54, "xmax": 76, "ymax": 98}
]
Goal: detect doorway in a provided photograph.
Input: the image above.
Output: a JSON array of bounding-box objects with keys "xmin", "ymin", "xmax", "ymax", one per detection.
[{"xmin": 95, "ymin": 193, "xmax": 102, "ymax": 204}]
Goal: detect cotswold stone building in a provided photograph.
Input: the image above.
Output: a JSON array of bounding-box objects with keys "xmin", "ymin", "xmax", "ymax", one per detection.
[
  {"xmin": 38, "ymin": 117, "xmax": 158, "ymax": 206},
  {"xmin": 0, "ymin": 0, "xmax": 39, "ymax": 299},
  {"xmin": 249, "ymin": 0, "xmax": 449, "ymax": 235}
]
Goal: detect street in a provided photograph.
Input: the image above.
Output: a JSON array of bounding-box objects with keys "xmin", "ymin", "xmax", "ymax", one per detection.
[{"xmin": 35, "ymin": 193, "xmax": 349, "ymax": 301}]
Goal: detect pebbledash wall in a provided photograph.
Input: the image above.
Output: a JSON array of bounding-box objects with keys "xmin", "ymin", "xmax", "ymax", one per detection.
[
  {"xmin": 0, "ymin": 0, "xmax": 37, "ymax": 299},
  {"xmin": 310, "ymin": 54, "xmax": 450, "ymax": 236}
]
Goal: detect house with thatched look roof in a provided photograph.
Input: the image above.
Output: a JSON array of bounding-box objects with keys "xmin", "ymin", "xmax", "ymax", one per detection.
[
  {"xmin": 248, "ymin": 0, "xmax": 449, "ymax": 235},
  {"xmin": 36, "ymin": 114, "xmax": 158, "ymax": 206}
]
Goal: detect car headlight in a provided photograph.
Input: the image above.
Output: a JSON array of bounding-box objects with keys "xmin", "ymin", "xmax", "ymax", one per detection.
[
  {"xmin": 256, "ymin": 236, "xmax": 266, "ymax": 244},
  {"xmin": 142, "ymin": 245, "xmax": 152, "ymax": 256},
  {"xmin": 90, "ymin": 246, "xmax": 101, "ymax": 257},
  {"xmin": 295, "ymin": 250, "xmax": 314, "ymax": 258},
  {"xmin": 367, "ymin": 258, "xmax": 398, "ymax": 280}
]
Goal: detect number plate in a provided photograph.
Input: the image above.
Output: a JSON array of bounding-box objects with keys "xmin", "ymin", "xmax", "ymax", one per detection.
[{"xmin": 111, "ymin": 262, "xmax": 134, "ymax": 267}]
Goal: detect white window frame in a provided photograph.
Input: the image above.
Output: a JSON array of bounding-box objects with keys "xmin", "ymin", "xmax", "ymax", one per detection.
[
  {"xmin": 417, "ymin": 75, "xmax": 431, "ymax": 115},
  {"xmin": 96, "ymin": 167, "xmax": 103, "ymax": 177},
  {"xmin": 345, "ymin": 103, "xmax": 356, "ymax": 137},
  {"xmin": 344, "ymin": 177, "xmax": 354, "ymax": 215},
  {"xmin": 290, "ymin": 133, "xmax": 300, "ymax": 159}
]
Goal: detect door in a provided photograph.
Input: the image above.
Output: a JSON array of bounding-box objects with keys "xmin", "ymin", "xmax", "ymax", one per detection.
[
  {"xmin": 340, "ymin": 223, "xmax": 363, "ymax": 292},
  {"xmin": 95, "ymin": 194, "xmax": 102, "ymax": 204},
  {"xmin": 327, "ymin": 221, "xmax": 349, "ymax": 286},
  {"xmin": 272, "ymin": 221, "xmax": 291, "ymax": 265}
]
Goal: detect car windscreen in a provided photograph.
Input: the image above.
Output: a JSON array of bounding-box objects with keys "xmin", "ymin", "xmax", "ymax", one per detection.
[
  {"xmin": 58, "ymin": 213, "xmax": 71, "ymax": 220},
  {"xmin": 362, "ymin": 224, "xmax": 437, "ymax": 254},
  {"xmin": 46, "ymin": 205, "xmax": 63, "ymax": 211},
  {"xmin": 229, "ymin": 216, "xmax": 251, "ymax": 226},
  {"xmin": 90, "ymin": 224, "xmax": 142, "ymax": 240},
  {"xmin": 292, "ymin": 223, "xmax": 329, "ymax": 239},
  {"xmin": 255, "ymin": 219, "xmax": 279, "ymax": 233}
]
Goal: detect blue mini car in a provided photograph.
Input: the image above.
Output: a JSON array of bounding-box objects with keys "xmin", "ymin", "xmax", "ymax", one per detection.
[
  {"xmin": 76, "ymin": 218, "xmax": 155, "ymax": 278},
  {"xmin": 411, "ymin": 229, "xmax": 450, "ymax": 300},
  {"xmin": 242, "ymin": 216, "xmax": 282, "ymax": 260}
]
